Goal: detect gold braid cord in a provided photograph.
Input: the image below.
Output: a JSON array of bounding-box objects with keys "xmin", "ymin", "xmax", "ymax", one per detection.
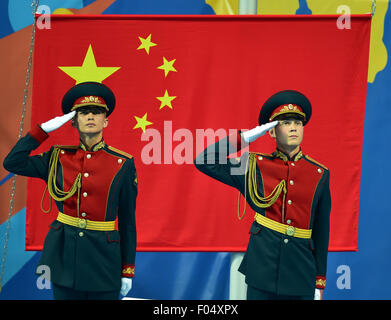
[
  {"xmin": 238, "ymin": 153, "xmax": 286, "ymax": 220},
  {"xmin": 41, "ymin": 148, "xmax": 81, "ymax": 216}
]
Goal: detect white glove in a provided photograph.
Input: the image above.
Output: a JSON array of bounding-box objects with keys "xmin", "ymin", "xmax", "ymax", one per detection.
[
  {"xmin": 314, "ymin": 288, "xmax": 322, "ymax": 300},
  {"xmin": 40, "ymin": 111, "xmax": 76, "ymax": 133},
  {"xmin": 241, "ymin": 121, "xmax": 278, "ymax": 143},
  {"xmin": 120, "ymin": 277, "xmax": 133, "ymax": 296}
]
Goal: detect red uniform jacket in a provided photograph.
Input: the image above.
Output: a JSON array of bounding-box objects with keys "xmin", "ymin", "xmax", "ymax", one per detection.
[
  {"xmin": 3, "ymin": 124, "xmax": 137, "ymax": 292},
  {"xmin": 195, "ymin": 134, "xmax": 331, "ymax": 296}
]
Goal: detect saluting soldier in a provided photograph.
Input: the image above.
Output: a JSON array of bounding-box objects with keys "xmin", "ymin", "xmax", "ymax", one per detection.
[
  {"xmin": 3, "ymin": 82, "xmax": 137, "ymax": 300},
  {"xmin": 194, "ymin": 90, "xmax": 331, "ymax": 300}
]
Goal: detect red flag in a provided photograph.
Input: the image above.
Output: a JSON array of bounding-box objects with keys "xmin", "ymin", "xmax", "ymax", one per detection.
[{"xmin": 27, "ymin": 14, "xmax": 370, "ymax": 252}]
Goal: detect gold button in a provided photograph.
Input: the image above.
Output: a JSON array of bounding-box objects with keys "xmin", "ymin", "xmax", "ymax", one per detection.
[
  {"xmin": 318, "ymin": 168, "xmax": 322, "ymax": 173},
  {"xmin": 79, "ymin": 232, "xmax": 84, "ymax": 237},
  {"xmin": 78, "ymin": 219, "xmax": 87, "ymax": 229},
  {"xmin": 61, "ymin": 150, "xmax": 65, "ymax": 154},
  {"xmin": 83, "ymin": 192, "xmax": 88, "ymax": 197},
  {"xmin": 289, "ymin": 180, "xmax": 294, "ymax": 185},
  {"xmin": 258, "ymin": 156, "xmax": 263, "ymax": 160},
  {"xmin": 287, "ymin": 200, "xmax": 292, "ymax": 205},
  {"xmin": 284, "ymin": 239, "xmax": 289, "ymax": 244},
  {"xmin": 81, "ymin": 212, "xmax": 86, "ymax": 217},
  {"xmin": 118, "ymin": 159, "xmax": 123, "ymax": 164},
  {"xmin": 84, "ymin": 173, "xmax": 89, "ymax": 178},
  {"xmin": 86, "ymin": 154, "xmax": 91, "ymax": 159},
  {"xmin": 286, "ymin": 226, "xmax": 295, "ymax": 236},
  {"xmin": 291, "ymin": 163, "xmax": 295, "ymax": 166},
  {"xmin": 287, "ymin": 219, "xmax": 291, "ymax": 224}
]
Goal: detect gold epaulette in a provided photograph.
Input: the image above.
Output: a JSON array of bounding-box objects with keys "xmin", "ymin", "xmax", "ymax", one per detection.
[
  {"xmin": 251, "ymin": 151, "xmax": 273, "ymax": 158},
  {"xmin": 107, "ymin": 146, "xmax": 133, "ymax": 159},
  {"xmin": 234, "ymin": 152, "xmax": 271, "ymax": 164},
  {"xmin": 53, "ymin": 145, "xmax": 79, "ymax": 150},
  {"xmin": 304, "ymin": 155, "xmax": 328, "ymax": 170}
]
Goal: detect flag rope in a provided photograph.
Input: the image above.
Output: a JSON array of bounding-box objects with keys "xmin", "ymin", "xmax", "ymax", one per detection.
[{"xmin": 0, "ymin": 0, "xmax": 40, "ymax": 293}]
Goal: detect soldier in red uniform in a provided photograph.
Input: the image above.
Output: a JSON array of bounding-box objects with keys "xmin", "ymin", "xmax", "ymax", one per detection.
[
  {"xmin": 3, "ymin": 82, "xmax": 137, "ymax": 300},
  {"xmin": 195, "ymin": 90, "xmax": 331, "ymax": 300}
]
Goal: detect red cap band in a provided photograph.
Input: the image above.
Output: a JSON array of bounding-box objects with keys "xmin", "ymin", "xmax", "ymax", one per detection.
[
  {"xmin": 269, "ymin": 103, "xmax": 305, "ymax": 121},
  {"xmin": 72, "ymin": 95, "xmax": 108, "ymax": 111}
]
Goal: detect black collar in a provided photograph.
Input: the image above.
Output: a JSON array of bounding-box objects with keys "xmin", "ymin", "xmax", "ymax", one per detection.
[
  {"xmin": 79, "ymin": 139, "xmax": 106, "ymax": 152},
  {"xmin": 272, "ymin": 148, "xmax": 303, "ymax": 162}
]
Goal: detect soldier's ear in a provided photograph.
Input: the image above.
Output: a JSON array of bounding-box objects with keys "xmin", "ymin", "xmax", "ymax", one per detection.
[
  {"xmin": 269, "ymin": 127, "xmax": 276, "ymax": 138},
  {"xmin": 103, "ymin": 117, "xmax": 108, "ymax": 128}
]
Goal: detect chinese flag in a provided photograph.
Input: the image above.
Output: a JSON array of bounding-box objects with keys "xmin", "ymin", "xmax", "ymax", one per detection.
[{"xmin": 27, "ymin": 15, "xmax": 370, "ymax": 252}]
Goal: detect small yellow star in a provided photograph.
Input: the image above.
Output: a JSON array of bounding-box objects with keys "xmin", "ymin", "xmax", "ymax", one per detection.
[
  {"xmin": 137, "ymin": 34, "xmax": 157, "ymax": 54},
  {"xmin": 157, "ymin": 57, "xmax": 177, "ymax": 77},
  {"xmin": 156, "ymin": 90, "xmax": 176, "ymax": 110},
  {"xmin": 133, "ymin": 113, "xmax": 153, "ymax": 132},
  {"xmin": 58, "ymin": 44, "xmax": 120, "ymax": 84}
]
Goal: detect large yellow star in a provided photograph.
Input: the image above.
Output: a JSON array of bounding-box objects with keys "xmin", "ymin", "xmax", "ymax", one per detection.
[
  {"xmin": 133, "ymin": 113, "xmax": 153, "ymax": 132},
  {"xmin": 137, "ymin": 34, "xmax": 157, "ymax": 54},
  {"xmin": 58, "ymin": 44, "xmax": 120, "ymax": 84},
  {"xmin": 157, "ymin": 57, "xmax": 177, "ymax": 77},
  {"xmin": 156, "ymin": 90, "xmax": 176, "ymax": 110}
]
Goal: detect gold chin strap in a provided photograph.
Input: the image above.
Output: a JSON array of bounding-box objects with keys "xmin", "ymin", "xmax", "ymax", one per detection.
[
  {"xmin": 41, "ymin": 147, "xmax": 82, "ymax": 215},
  {"xmin": 238, "ymin": 153, "xmax": 287, "ymax": 220}
]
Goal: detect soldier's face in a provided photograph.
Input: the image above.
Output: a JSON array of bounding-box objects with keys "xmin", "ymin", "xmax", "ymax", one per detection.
[
  {"xmin": 74, "ymin": 107, "xmax": 108, "ymax": 134},
  {"xmin": 270, "ymin": 119, "xmax": 304, "ymax": 150}
]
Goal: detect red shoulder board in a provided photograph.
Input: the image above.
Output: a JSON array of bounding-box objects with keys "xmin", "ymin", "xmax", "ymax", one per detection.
[
  {"xmin": 107, "ymin": 146, "xmax": 133, "ymax": 159},
  {"xmin": 303, "ymin": 155, "xmax": 328, "ymax": 170}
]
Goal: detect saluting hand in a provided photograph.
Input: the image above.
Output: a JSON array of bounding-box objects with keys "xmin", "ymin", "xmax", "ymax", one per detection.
[
  {"xmin": 40, "ymin": 111, "xmax": 76, "ymax": 133},
  {"xmin": 241, "ymin": 120, "xmax": 278, "ymax": 143}
]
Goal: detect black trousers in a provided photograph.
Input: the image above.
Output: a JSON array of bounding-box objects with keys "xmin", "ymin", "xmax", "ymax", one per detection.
[
  {"xmin": 52, "ymin": 284, "xmax": 119, "ymax": 300},
  {"xmin": 247, "ymin": 285, "xmax": 313, "ymax": 300}
]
